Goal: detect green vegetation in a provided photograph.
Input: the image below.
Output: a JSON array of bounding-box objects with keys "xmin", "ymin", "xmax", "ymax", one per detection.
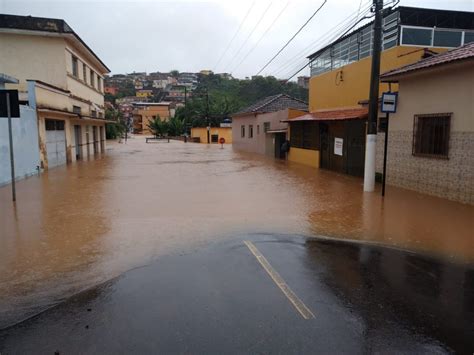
[
  {"xmin": 106, "ymin": 74, "xmax": 308, "ymax": 131},
  {"xmin": 105, "ymin": 107, "xmax": 126, "ymax": 139},
  {"xmin": 177, "ymin": 74, "xmax": 308, "ymax": 128},
  {"xmin": 147, "ymin": 115, "xmax": 185, "ymax": 137},
  {"xmin": 147, "ymin": 115, "xmax": 168, "ymax": 137}
]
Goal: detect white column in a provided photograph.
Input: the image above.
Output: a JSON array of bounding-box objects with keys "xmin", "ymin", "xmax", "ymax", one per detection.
[{"xmin": 363, "ymin": 134, "xmax": 377, "ymax": 192}]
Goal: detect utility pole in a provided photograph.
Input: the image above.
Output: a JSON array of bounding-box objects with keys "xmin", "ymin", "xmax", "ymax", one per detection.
[
  {"xmin": 6, "ymin": 92, "xmax": 16, "ymax": 201},
  {"xmin": 206, "ymin": 86, "xmax": 210, "ymax": 144},
  {"xmin": 363, "ymin": 0, "xmax": 384, "ymax": 192}
]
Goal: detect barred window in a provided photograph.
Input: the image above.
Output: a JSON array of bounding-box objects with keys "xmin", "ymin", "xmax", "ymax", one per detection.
[
  {"xmin": 413, "ymin": 113, "xmax": 451, "ymax": 158},
  {"xmin": 249, "ymin": 125, "xmax": 253, "ymax": 138}
]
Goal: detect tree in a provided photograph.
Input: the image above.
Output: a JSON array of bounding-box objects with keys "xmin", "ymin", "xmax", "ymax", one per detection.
[
  {"xmin": 170, "ymin": 70, "xmax": 179, "ymax": 79},
  {"xmin": 147, "ymin": 115, "xmax": 169, "ymax": 137},
  {"xmin": 167, "ymin": 116, "xmax": 184, "ymax": 136},
  {"xmin": 105, "ymin": 108, "xmax": 126, "ymax": 139}
]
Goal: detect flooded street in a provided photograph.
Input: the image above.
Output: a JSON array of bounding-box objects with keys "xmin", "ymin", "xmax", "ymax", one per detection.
[{"xmin": 1, "ymin": 137, "xmax": 473, "ymax": 328}]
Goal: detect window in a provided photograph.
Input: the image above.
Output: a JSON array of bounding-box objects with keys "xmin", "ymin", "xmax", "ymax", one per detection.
[
  {"xmin": 257, "ymin": 125, "xmax": 260, "ymax": 135},
  {"xmin": 290, "ymin": 122, "xmax": 319, "ymax": 150},
  {"xmin": 45, "ymin": 119, "xmax": 64, "ymax": 130},
  {"xmin": 98, "ymin": 111, "xmax": 103, "ymax": 118},
  {"xmin": 248, "ymin": 125, "xmax": 253, "ymax": 138},
  {"xmin": 241, "ymin": 125, "xmax": 245, "ymax": 138},
  {"xmin": 91, "ymin": 110, "xmax": 97, "ymax": 118},
  {"xmin": 73, "ymin": 105, "xmax": 81, "ymax": 114},
  {"xmin": 97, "ymin": 76, "xmax": 101, "ymax": 91},
  {"xmin": 263, "ymin": 122, "xmax": 270, "ymax": 132},
  {"xmin": 413, "ymin": 113, "xmax": 451, "ymax": 158},
  {"xmin": 464, "ymin": 31, "xmax": 474, "ymax": 44},
  {"xmin": 72, "ymin": 55, "xmax": 78, "ymax": 77},
  {"xmin": 402, "ymin": 27, "xmax": 432, "ymax": 46},
  {"xmin": 90, "ymin": 69, "xmax": 95, "ymax": 87},
  {"xmin": 82, "ymin": 64, "xmax": 87, "ymax": 82},
  {"xmin": 433, "ymin": 30, "xmax": 462, "ymax": 47}
]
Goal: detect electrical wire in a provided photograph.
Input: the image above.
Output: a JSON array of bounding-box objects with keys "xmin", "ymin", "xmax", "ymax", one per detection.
[
  {"xmin": 255, "ymin": 0, "xmax": 328, "ymax": 76},
  {"xmin": 283, "ymin": 0, "xmax": 401, "ymax": 82},
  {"xmin": 223, "ymin": 1, "xmax": 273, "ymax": 73},
  {"xmin": 271, "ymin": 0, "xmax": 373, "ymax": 77},
  {"xmin": 213, "ymin": 1, "xmax": 256, "ymax": 72},
  {"xmin": 230, "ymin": 1, "xmax": 290, "ymax": 75}
]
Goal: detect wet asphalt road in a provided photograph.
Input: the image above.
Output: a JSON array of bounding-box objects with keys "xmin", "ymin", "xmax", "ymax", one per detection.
[{"xmin": 1, "ymin": 234, "xmax": 472, "ymax": 354}]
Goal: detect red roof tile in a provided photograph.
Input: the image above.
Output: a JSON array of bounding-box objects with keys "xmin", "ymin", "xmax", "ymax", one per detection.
[
  {"xmin": 283, "ymin": 108, "xmax": 368, "ymax": 122},
  {"xmin": 381, "ymin": 43, "xmax": 474, "ymax": 81}
]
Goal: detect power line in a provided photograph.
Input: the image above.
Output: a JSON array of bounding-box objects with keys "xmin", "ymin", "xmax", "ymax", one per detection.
[
  {"xmin": 223, "ymin": 1, "xmax": 273, "ymax": 73},
  {"xmin": 255, "ymin": 0, "xmax": 328, "ymax": 76},
  {"xmin": 272, "ymin": 0, "xmax": 373, "ymax": 77},
  {"xmin": 274, "ymin": 1, "xmax": 375, "ymax": 79},
  {"xmin": 213, "ymin": 1, "xmax": 256, "ymax": 72},
  {"xmin": 284, "ymin": 8, "xmax": 380, "ymax": 81},
  {"xmin": 230, "ymin": 2, "xmax": 290, "ymax": 74}
]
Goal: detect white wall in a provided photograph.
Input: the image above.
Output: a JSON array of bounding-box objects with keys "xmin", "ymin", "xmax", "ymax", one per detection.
[{"xmin": 0, "ymin": 105, "xmax": 40, "ymax": 185}]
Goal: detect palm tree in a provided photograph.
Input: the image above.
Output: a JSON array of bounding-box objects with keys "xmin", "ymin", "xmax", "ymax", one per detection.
[{"xmin": 147, "ymin": 115, "xmax": 169, "ymax": 137}]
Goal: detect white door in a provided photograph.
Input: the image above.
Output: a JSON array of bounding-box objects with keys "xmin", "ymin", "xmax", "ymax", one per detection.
[{"xmin": 45, "ymin": 119, "xmax": 66, "ymax": 168}]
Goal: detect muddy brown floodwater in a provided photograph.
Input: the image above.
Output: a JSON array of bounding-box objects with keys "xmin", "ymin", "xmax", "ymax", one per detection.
[{"xmin": 1, "ymin": 138, "xmax": 473, "ymax": 328}]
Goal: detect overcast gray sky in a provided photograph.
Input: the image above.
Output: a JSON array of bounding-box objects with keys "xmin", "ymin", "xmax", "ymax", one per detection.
[{"xmin": 1, "ymin": 0, "xmax": 473, "ymax": 78}]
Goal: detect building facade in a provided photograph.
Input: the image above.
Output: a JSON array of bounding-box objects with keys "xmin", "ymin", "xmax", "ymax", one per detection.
[
  {"xmin": 132, "ymin": 102, "xmax": 172, "ymax": 134},
  {"xmin": 0, "ymin": 14, "xmax": 110, "ymax": 170},
  {"xmin": 231, "ymin": 94, "xmax": 307, "ymax": 159},
  {"xmin": 290, "ymin": 6, "xmax": 474, "ymax": 177},
  {"xmin": 191, "ymin": 127, "xmax": 232, "ymax": 144},
  {"xmin": 380, "ymin": 43, "xmax": 474, "ymax": 204}
]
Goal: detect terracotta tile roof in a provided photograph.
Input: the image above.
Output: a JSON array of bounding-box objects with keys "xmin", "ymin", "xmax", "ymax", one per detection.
[
  {"xmin": 233, "ymin": 94, "xmax": 308, "ymax": 116},
  {"xmin": 381, "ymin": 43, "xmax": 474, "ymax": 81},
  {"xmin": 283, "ymin": 107, "xmax": 368, "ymax": 122}
]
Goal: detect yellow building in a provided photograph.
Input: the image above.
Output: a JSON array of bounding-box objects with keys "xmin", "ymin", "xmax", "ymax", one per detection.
[
  {"xmin": 0, "ymin": 14, "xmax": 110, "ymax": 169},
  {"xmin": 289, "ymin": 6, "xmax": 474, "ymax": 175},
  {"xmin": 132, "ymin": 102, "xmax": 171, "ymax": 134},
  {"xmin": 136, "ymin": 89, "xmax": 153, "ymax": 98},
  {"xmin": 191, "ymin": 127, "xmax": 232, "ymax": 144}
]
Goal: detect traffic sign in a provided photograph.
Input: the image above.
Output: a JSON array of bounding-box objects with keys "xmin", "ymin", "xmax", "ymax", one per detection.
[{"xmin": 381, "ymin": 92, "xmax": 397, "ymax": 113}]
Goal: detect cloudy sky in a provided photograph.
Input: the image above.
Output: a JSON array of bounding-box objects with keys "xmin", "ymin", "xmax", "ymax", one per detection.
[{"xmin": 1, "ymin": 0, "xmax": 472, "ymax": 78}]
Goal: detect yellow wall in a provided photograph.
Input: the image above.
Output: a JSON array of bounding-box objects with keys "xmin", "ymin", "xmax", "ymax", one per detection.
[
  {"xmin": 308, "ymin": 46, "xmax": 448, "ymax": 112},
  {"xmin": 191, "ymin": 127, "xmax": 233, "ymax": 144},
  {"xmin": 137, "ymin": 106, "xmax": 171, "ymax": 134},
  {"xmin": 137, "ymin": 91, "xmax": 153, "ymax": 98},
  {"xmin": 288, "ymin": 108, "xmax": 308, "ymax": 119},
  {"xmin": 288, "ymin": 147, "xmax": 319, "ymax": 168}
]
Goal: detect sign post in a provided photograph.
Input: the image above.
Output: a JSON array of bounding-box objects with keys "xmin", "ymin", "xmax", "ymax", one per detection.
[
  {"xmin": 1, "ymin": 89, "xmax": 20, "ymax": 202},
  {"xmin": 380, "ymin": 91, "xmax": 398, "ymax": 197}
]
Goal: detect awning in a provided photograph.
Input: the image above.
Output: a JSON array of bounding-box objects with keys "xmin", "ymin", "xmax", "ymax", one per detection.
[
  {"xmin": 266, "ymin": 129, "xmax": 287, "ymax": 134},
  {"xmin": 282, "ymin": 107, "xmax": 368, "ymax": 122}
]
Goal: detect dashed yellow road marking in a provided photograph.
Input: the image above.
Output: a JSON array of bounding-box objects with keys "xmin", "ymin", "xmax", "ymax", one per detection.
[{"xmin": 244, "ymin": 240, "xmax": 315, "ymax": 320}]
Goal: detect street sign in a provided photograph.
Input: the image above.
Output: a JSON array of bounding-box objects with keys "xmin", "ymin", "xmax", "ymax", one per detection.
[
  {"xmin": 0, "ymin": 90, "xmax": 20, "ymax": 117},
  {"xmin": 381, "ymin": 92, "xmax": 398, "ymax": 113}
]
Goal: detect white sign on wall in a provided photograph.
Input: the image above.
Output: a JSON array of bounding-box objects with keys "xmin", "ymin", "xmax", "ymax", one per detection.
[{"xmin": 334, "ymin": 137, "xmax": 343, "ymax": 156}]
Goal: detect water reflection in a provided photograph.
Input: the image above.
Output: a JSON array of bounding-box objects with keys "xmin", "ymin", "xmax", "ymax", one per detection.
[{"xmin": 304, "ymin": 240, "xmax": 473, "ymax": 353}]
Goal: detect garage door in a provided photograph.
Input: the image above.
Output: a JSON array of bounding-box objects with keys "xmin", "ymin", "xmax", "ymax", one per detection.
[{"xmin": 45, "ymin": 119, "xmax": 66, "ymax": 168}]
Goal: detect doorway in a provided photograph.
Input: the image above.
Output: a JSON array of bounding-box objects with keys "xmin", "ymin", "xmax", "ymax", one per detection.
[
  {"xmin": 74, "ymin": 125, "xmax": 82, "ymax": 160},
  {"xmin": 274, "ymin": 132, "xmax": 287, "ymax": 159}
]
